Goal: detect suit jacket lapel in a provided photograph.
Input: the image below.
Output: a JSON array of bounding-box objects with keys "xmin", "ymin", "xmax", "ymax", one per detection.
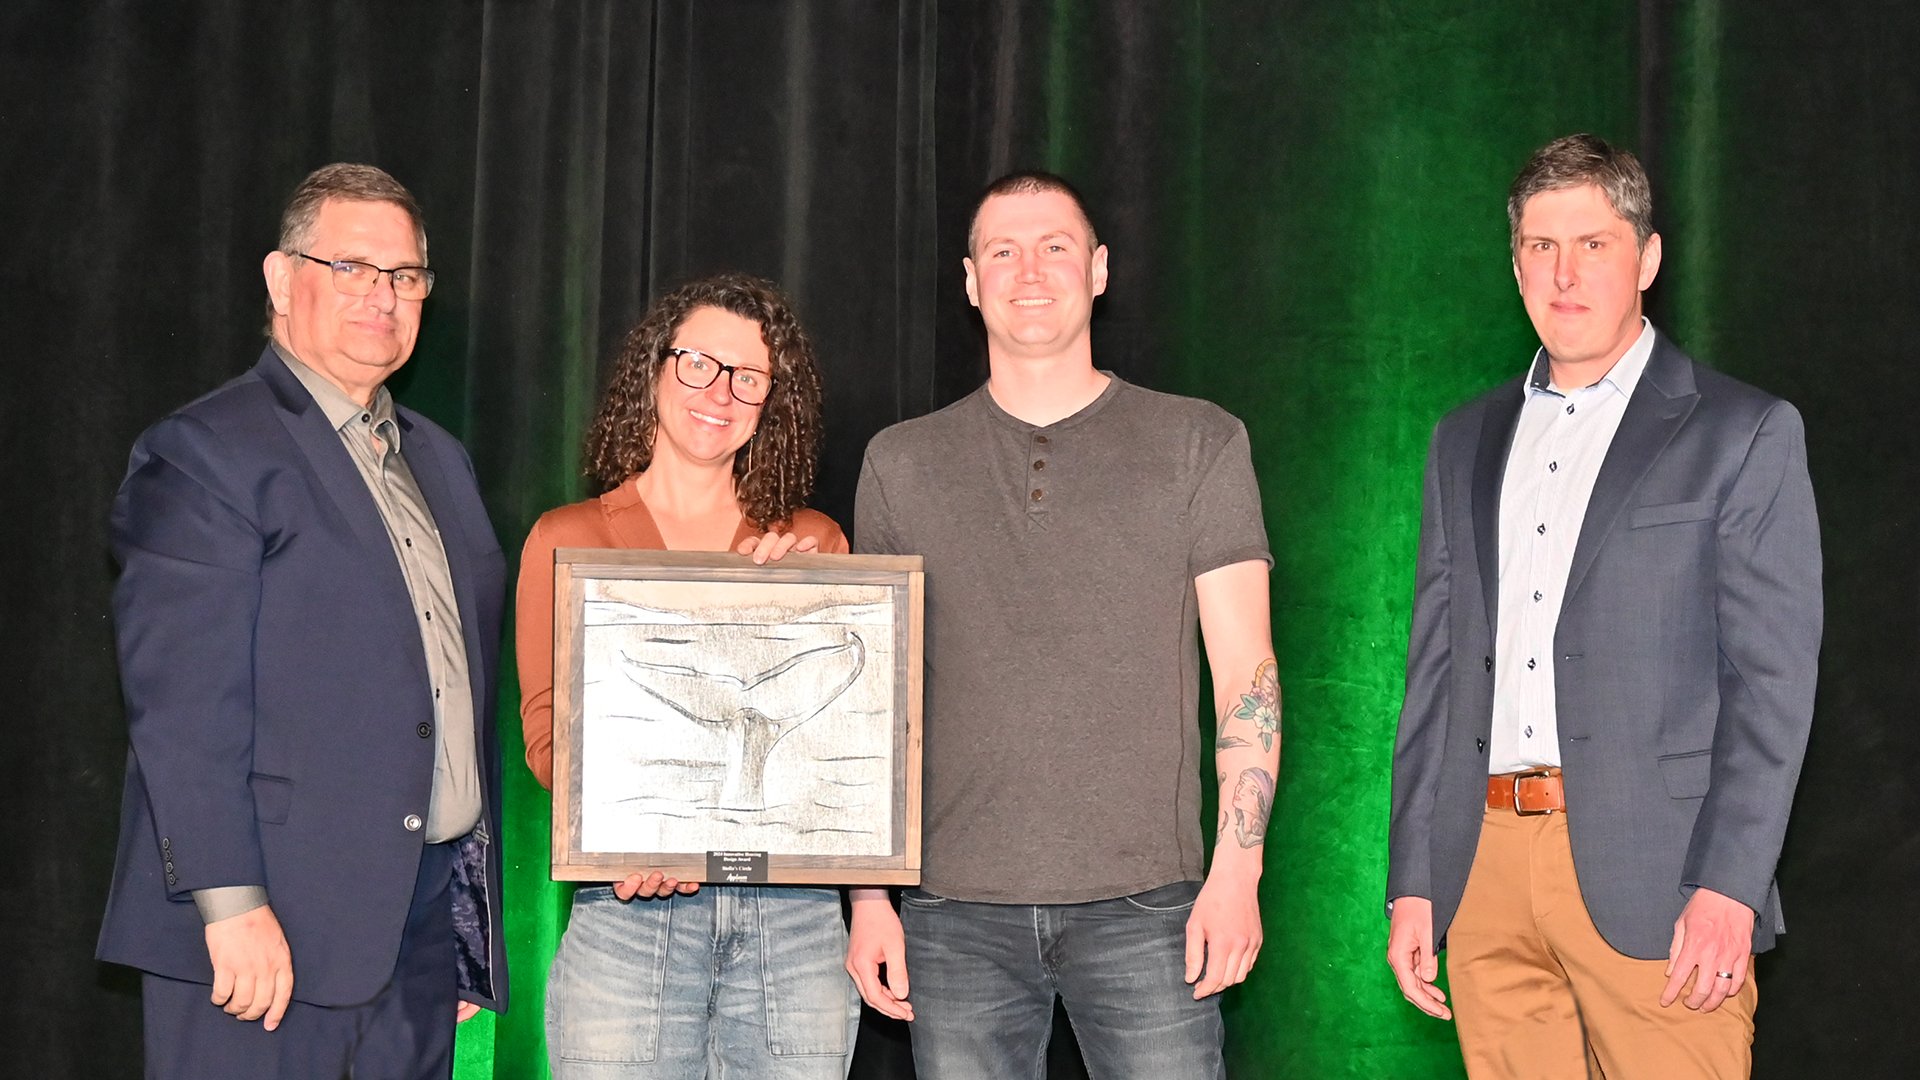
[
  {"xmin": 1471, "ymin": 377, "xmax": 1526, "ymax": 638},
  {"xmin": 258, "ymin": 350, "xmax": 415, "ymax": 600},
  {"xmin": 1561, "ymin": 334, "xmax": 1700, "ymax": 608}
]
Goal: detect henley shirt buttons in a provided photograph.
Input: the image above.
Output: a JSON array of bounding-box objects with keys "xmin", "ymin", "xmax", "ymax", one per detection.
[
  {"xmin": 1033, "ymin": 460, "xmax": 1045, "ymax": 470},
  {"xmin": 403, "ymin": 814, "xmax": 423, "ymax": 832},
  {"xmin": 1035, "ymin": 434, "xmax": 1049, "ymax": 444},
  {"xmin": 1031, "ymin": 489, "xmax": 1044, "ymax": 502}
]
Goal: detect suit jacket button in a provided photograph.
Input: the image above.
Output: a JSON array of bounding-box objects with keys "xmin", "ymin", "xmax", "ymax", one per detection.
[
  {"xmin": 1475, "ymin": 738, "xmax": 1485, "ymax": 753},
  {"xmin": 416, "ymin": 722, "xmax": 433, "ymax": 739},
  {"xmin": 1484, "ymin": 656, "xmax": 1493, "ymax": 672},
  {"xmin": 403, "ymin": 814, "xmax": 424, "ymax": 832}
]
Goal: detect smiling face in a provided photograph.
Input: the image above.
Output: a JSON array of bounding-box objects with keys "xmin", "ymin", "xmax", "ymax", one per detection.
[
  {"xmin": 263, "ymin": 198, "xmax": 424, "ymax": 402},
  {"xmin": 1514, "ymin": 183, "xmax": 1662, "ymax": 378},
  {"xmin": 649, "ymin": 305, "xmax": 769, "ymax": 472},
  {"xmin": 963, "ymin": 190, "xmax": 1109, "ymax": 361}
]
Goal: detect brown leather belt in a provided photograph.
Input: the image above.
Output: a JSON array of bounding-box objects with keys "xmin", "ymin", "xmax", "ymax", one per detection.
[{"xmin": 1487, "ymin": 767, "xmax": 1566, "ymax": 814}]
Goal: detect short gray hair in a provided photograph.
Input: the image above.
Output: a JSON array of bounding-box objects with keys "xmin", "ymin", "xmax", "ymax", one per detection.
[
  {"xmin": 1507, "ymin": 134, "xmax": 1653, "ymax": 251},
  {"xmin": 276, "ymin": 163, "xmax": 428, "ymax": 261}
]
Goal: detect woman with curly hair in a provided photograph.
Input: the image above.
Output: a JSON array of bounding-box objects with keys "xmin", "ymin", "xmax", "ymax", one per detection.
[{"xmin": 516, "ymin": 273, "xmax": 859, "ymax": 1077}]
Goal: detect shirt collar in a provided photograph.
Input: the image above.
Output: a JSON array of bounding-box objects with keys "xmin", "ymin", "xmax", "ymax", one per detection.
[
  {"xmin": 1523, "ymin": 317, "xmax": 1656, "ymax": 400},
  {"xmin": 273, "ymin": 340, "xmax": 398, "ymax": 444}
]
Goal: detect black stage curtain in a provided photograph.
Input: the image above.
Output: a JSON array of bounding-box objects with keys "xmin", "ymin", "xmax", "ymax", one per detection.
[{"xmin": 1, "ymin": 2, "xmax": 1913, "ymax": 1077}]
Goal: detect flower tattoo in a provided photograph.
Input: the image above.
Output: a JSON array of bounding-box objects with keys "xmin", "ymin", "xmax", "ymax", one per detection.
[{"xmin": 1232, "ymin": 659, "xmax": 1281, "ymax": 752}]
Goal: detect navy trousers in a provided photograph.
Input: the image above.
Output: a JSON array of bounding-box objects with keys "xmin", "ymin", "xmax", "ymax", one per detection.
[{"xmin": 142, "ymin": 841, "xmax": 458, "ymax": 1080}]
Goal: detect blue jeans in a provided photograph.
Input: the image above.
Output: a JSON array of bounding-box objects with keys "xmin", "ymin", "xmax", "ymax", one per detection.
[
  {"xmin": 900, "ymin": 880, "xmax": 1225, "ymax": 1080},
  {"xmin": 546, "ymin": 886, "xmax": 859, "ymax": 1079}
]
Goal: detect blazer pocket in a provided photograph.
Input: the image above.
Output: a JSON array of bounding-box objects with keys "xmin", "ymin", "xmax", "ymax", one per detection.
[
  {"xmin": 1657, "ymin": 750, "xmax": 1712, "ymax": 799},
  {"xmin": 249, "ymin": 773, "xmax": 293, "ymax": 824},
  {"xmin": 1630, "ymin": 499, "xmax": 1717, "ymax": 529}
]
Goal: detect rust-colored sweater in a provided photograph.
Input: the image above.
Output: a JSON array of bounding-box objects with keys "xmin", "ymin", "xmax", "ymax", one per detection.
[{"xmin": 513, "ymin": 479, "xmax": 849, "ymax": 789}]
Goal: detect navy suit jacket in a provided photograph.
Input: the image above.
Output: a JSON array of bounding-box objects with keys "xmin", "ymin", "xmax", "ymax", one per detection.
[
  {"xmin": 97, "ymin": 347, "xmax": 509, "ymax": 1010},
  {"xmin": 1387, "ymin": 330, "xmax": 1822, "ymax": 959}
]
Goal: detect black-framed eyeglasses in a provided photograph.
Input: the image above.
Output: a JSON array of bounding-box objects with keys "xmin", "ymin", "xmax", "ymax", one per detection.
[
  {"xmin": 293, "ymin": 252, "xmax": 435, "ymax": 301},
  {"xmin": 669, "ymin": 347, "xmax": 774, "ymax": 406}
]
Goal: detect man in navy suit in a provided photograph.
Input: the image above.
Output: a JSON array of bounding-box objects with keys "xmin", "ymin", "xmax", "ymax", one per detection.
[{"xmin": 98, "ymin": 164, "xmax": 508, "ymax": 1079}]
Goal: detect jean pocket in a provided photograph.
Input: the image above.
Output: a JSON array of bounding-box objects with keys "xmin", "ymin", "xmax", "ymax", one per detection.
[
  {"xmin": 546, "ymin": 890, "xmax": 671, "ymax": 1065},
  {"xmin": 1120, "ymin": 880, "xmax": 1203, "ymax": 913},
  {"xmin": 758, "ymin": 889, "xmax": 857, "ymax": 1058},
  {"xmin": 899, "ymin": 887, "xmax": 949, "ymax": 907}
]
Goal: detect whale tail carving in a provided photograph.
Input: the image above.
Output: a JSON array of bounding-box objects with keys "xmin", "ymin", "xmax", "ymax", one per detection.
[{"xmin": 618, "ymin": 628, "xmax": 866, "ymax": 808}]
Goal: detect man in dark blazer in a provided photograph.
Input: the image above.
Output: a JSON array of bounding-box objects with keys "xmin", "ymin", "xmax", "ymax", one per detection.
[
  {"xmin": 1385, "ymin": 134, "xmax": 1821, "ymax": 1077},
  {"xmin": 97, "ymin": 164, "xmax": 508, "ymax": 1078}
]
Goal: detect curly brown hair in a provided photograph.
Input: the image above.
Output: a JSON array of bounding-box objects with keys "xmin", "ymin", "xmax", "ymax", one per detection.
[{"xmin": 583, "ymin": 273, "xmax": 823, "ymax": 530}]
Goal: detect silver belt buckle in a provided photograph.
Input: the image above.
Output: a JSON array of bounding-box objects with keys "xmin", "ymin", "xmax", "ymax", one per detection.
[{"xmin": 1511, "ymin": 767, "xmax": 1558, "ymax": 815}]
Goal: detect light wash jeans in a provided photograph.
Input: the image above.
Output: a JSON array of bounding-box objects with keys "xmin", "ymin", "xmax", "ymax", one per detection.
[
  {"xmin": 546, "ymin": 885, "xmax": 859, "ymax": 1079},
  {"xmin": 900, "ymin": 880, "xmax": 1225, "ymax": 1080}
]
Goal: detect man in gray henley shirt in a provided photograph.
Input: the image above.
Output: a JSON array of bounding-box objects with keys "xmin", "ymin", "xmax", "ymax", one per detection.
[{"xmin": 846, "ymin": 171, "xmax": 1282, "ymax": 1078}]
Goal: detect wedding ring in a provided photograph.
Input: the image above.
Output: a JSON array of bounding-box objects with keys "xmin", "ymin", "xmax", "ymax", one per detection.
[{"xmin": 1715, "ymin": 971, "xmax": 1734, "ymax": 979}]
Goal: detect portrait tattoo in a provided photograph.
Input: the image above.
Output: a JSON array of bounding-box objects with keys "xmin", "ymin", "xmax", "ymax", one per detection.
[
  {"xmin": 1231, "ymin": 767, "xmax": 1275, "ymax": 848},
  {"xmin": 1231, "ymin": 658, "xmax": 1281, "ymax": 752}
]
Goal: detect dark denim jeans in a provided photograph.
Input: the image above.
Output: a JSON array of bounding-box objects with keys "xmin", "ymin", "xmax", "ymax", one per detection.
[{"xmin": 900, "ymin": 880, "xmax": 1225, "ymax": 1080}]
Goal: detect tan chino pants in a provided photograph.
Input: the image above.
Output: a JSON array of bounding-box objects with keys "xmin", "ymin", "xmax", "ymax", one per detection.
[{"xmin": 1446, "ymin": 806, "xmax": 1757, "ymax": 1079}]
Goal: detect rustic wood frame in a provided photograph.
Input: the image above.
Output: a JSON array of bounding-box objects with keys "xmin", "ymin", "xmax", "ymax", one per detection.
[{"xmin": 550, "ymin": 549, "xmax": 923, "ymax": 884}]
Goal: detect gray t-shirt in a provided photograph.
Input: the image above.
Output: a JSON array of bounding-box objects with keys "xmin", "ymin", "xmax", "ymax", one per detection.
[{"xmin": 855, "ymin": 375, "xmax": 1270, "ymax": 903}]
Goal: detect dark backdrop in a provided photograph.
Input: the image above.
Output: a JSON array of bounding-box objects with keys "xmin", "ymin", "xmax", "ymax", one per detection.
[{"xmin": 2, "ymin": 2, "xmax": 1912, "ymax": 1077}]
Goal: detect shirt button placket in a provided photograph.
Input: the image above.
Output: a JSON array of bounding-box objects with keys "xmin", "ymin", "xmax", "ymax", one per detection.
[{"xmin": 1029, "ymin": 433, "xmax": 1051, "ymax": 511}]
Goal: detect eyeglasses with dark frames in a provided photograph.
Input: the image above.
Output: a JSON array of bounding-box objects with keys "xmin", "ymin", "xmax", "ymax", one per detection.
[
  {"xmin": 668, "ymin": 347, "xmax": 775, "ymax": 406},
  {"xmin": 293, "ymin": 252, "xmax": 435, "ymax": 301}
]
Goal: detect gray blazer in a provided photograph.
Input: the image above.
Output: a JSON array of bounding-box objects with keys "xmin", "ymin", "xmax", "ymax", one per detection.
[{"xmin": 1386, "ymin": 329, "xmax": 1821, "ymax": 959}]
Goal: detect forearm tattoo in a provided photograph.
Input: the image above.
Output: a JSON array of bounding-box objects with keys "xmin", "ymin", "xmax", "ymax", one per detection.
[
  {"xmin": 1231, "ymin": 767, "xmax": 1275, "ymax": 848},
  {"xmin": 1232, "ymin": 658, "xmax": 1282, "ymax": 752},
  {"xmin": 1213, "ymin": 658, "xmax": 1280, "ymax": 849}
]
